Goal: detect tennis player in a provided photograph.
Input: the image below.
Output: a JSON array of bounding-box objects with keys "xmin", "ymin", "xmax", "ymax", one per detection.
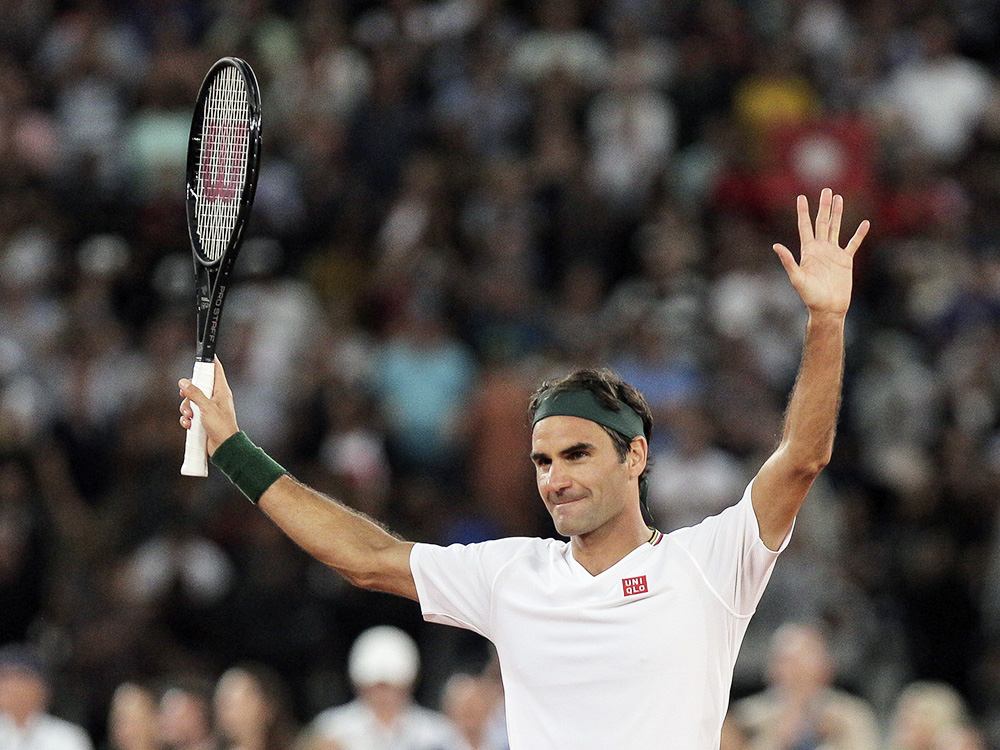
[{"xmin": 179, "ymin": 189, "xmax": 868, "ymax": 749}]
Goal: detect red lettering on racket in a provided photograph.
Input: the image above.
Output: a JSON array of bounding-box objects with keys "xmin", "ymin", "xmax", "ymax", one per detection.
[{"xmin": 200, "ymin": 120, "xmax": 245, "ymax": 201}]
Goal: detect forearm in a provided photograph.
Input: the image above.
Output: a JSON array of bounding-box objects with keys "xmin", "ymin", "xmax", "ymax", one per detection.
[
  {"xmin": 257, "ymin": 476, "xmax": 418, "ymax": 600},
  {"xmin": 752, "ymin": 312, "xmax": 846, "ymax": 548},
  {"xmin": 778, "ymin": 311, "xmax": 846, "ymax": 473}
]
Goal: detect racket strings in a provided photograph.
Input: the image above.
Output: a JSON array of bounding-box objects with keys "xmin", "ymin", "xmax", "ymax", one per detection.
[{"xmin": 195, "ymin": 65, "xmax": 251, "ymax": 262}]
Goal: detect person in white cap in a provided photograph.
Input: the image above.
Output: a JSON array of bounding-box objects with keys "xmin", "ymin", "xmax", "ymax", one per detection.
[{"xmin": 306, "ymin": 626, "xmax": 462, "ymax": 750}]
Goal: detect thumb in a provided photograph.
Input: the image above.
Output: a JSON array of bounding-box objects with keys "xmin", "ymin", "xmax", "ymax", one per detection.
[
  {"xmin": 773, "ymin": 243, "xmax": 801, "ymax": 283},
  {"xmin": 213, "ymin": 356, "xmax": 231, "ymax": 398}
]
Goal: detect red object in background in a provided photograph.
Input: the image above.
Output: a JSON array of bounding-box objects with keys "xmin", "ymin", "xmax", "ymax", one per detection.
[
  {"xmin": 759, "ymin": 116, "xmax": 878, "ymax": 210},
  {"xmin": 714, "ymin": 116, "xmax": 879, "ymax": 223}
]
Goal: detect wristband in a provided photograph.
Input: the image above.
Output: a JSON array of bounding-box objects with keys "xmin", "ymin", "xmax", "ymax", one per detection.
[{"xmin": 210, "ymin": 431, "xmax": 286, "ymax": 504}]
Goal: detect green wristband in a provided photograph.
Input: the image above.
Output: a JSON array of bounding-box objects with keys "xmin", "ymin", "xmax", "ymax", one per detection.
[{"xmin": 211, "ymin": 431, "xmax": 287, "ymax": 504}]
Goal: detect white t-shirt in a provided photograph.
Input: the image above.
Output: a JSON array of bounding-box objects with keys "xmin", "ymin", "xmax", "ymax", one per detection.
[
  {"xmin": 409, "ymin": 482, "xmax": 788, "ymax": 750},
  {"xmin": 0, "ymin": 713, "xmax": 94, "ymax": 750},
  {"xmin": 309, "ymin": 698, "xmax": 463, "ymax": 750}
]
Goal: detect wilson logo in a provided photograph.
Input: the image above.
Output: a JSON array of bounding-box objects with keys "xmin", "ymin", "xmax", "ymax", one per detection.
[
  {"xmin": 200, "ymin": 121, "xmax": 245, "ymax": 202},
  {"xmin": 622, "ymin": 576, "xmax": 648, "ymax": 597}
]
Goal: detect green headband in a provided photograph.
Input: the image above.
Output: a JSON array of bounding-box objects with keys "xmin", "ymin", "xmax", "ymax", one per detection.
[
  {"xmin": 532, "ymin": 388, "xmax": 646, "ymax": 440},
  {"xmin": 531, "ymin": 388, "xmax": 650, "ymax": 509}
]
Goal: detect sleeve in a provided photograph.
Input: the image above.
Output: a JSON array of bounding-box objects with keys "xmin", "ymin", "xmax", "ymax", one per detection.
[
  {"xmin": 409, "ymin": 537, "xmax": 536, "ymax": 638},
  {"xmin": 668, "ymin": 480, "xmax": 791, "ymax": 616}
]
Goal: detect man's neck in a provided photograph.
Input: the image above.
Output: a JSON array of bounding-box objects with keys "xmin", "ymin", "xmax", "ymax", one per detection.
[
  {"xmin": 571, "ymin": 515, "xmax": 652, "ymax": 576},
  {"xmin": 5, "ymin": 710, "xmax": 41, "ymax": 730}
]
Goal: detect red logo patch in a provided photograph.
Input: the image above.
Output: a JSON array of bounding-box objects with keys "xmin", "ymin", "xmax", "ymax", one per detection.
[{"xmin": 622, "ymin": 575, "xmax": 648, "ymax": 597}]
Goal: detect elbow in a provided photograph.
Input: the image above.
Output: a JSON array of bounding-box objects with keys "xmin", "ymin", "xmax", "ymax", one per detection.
[
  {"xmin": 796, "ymin": 456, "xmax": 830, "ymax": 480},
  {"xmin": 328, "ymin": 542, "xmax": 407, "ymax": 595},
  {"xmin": 327, "ymin": 558, "xmax": 380, "ymax": 591},
  {"xmin": 778, "ymin": 442, "xmax": 831, "ymax": 479},
  {"xmin": 344, "ymin": 566, "xmax": 382, "ymax": 591}
]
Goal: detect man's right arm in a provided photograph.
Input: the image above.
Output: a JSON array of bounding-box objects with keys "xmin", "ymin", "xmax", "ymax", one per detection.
[
  {"xmin": 257, "ymin": 475, "xmax": 417, "ymax": 600},
  {"xmin": 179, "ymin": 358, "xmax": 418, "ymax": 601}
]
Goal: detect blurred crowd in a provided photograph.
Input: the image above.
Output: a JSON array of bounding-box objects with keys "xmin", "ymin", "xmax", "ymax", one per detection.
[{"xmin": 2, "ymin": 0, "xmax": 1000, "ymax": 747}]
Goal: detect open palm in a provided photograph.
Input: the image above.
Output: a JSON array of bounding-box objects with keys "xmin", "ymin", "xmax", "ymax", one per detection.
[{"xmin": 774, "ymin": 188, "xmax": 870, "ymax": 316}]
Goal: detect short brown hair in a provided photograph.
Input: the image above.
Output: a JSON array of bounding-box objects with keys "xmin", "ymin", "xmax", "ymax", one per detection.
[{"xmin": 528, "ymin": 369, "xmax": 654, "ymax": 504}]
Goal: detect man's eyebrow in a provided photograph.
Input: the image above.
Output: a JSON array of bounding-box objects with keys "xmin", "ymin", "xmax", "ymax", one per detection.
[
  {"xmin": 559, "ymin": 442, "xmax": 595, "ymax": 457},
  {"xmin": 530, "ymin": 442, "xmax": 596, "ymax": 463}
]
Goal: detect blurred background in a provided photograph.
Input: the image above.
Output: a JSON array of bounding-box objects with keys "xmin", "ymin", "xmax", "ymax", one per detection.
[{"xmin": 2, "ymin": 0, "xmax": 1000, "ymax": 747}]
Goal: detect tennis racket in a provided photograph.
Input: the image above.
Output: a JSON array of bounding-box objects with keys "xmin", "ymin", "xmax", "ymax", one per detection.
[{"xmin": 180, "ymin": 57, "xmax": 262, "ymax": 477}]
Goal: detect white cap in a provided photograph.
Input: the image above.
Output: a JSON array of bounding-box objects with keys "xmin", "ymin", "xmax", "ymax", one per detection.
[{"xmin": 348, "ymin": 626, "xmax": 420, "ymax": 687}]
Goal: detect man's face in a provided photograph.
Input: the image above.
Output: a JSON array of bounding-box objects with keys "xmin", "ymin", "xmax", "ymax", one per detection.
[
  {"xmin": 157, "ymin": 689, "xmax": 211, "ymax": 749},
  {"xmin": 0, "ymin": 668, "xmax": 48, "ymax": 724},
  {"xmin": 530, "ymin": 415, "xmax": 638, "ymax": 538}
]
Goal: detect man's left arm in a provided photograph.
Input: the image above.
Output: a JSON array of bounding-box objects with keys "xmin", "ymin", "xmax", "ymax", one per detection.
[{"xmin": 752, "ymin": 189, "xmax": 870, "ymax": 550}]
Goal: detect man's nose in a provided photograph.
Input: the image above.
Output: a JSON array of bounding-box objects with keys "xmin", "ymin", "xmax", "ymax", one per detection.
[{"xmin": 545, "ymin": 462, "xmax": 572, "ymax": 492}]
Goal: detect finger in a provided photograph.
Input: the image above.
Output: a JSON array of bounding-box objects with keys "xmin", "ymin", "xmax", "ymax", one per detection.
[
  {"xmin": 213, "ymin": 356, "xmax": 232, "ymax": 399},
  {"xmin": 179, "ymin": 378, "xmax": 209, "ymax": 409},
  {"xmin": 773, "ymin": 243, "xmax": 800, "ymax": 281},
  {"xmin": 829, "ymin": 194, "xmax": 843, "ymax": 244},
  {"xmin": 844, "ymin": 219, "xmax": 871, "ymax": 257},
  {"xmin": 179, "ymin": 398, "xmax": 193, "ymax": 418},
  {"xmin": 814, "ymin": 188, "xmax": 833, "ymax": 241},
  {"xmin": 796, "ymin": 195, "xmax": 814, "ymax": 244}
]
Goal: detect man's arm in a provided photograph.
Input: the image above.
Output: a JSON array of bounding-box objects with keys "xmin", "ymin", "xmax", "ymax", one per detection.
[
  {"xmin": 179, "ymin": 359, "xmax": 418, "ymax": 601},
  {"xmin": 751, "ymin": 189, "xmax": 870, "ymax": 550}
]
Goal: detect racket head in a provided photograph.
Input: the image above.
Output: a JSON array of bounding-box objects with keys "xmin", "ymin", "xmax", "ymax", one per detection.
[{"xmin": 185, "ymin": 57, "xmax": 262, "ymax": 269}]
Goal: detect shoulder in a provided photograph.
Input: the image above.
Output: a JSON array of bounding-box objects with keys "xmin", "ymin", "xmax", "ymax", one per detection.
[
  {"xmin": 666, "ymin": 482, "xmax": 757, "ymax": 544},
  {"xmin": 402, "ymin": 703, "xmax": 463, "ymax": 735},
  {"xmin": 35, "ymin": 715, "xmax": 94, "ymax": 750},
  {"xmin": 412, "ymin": 536, "xmax": 562, "ymax": 570},
  {"xmin": 310, "ymin": 700, "xmax": 366, "ymax": 734}
]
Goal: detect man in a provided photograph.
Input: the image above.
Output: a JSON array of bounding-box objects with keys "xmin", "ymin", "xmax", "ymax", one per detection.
[
  {"xmin": 730, "ymin": 622, "xmax": 880, "ymax": 750},
  {"xmin": 0, "ymin": 644, "xmax": 94, "ymax": 750},
  {"xmin": 440, "ymin": 671, "xmax": 508, "ymax": 750},
  {"xmin": 179, "ymin": 189, "xmax": 869, "ymax": 748},
  {"xmin": 306, "ymin": 625, "xmax": 462, "ymax": 750},
  {"xmin": 156, "ymin": 677, "xmax": 216, "ymax": 750}
]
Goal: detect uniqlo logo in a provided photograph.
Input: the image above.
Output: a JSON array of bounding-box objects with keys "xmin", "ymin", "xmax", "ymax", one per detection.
[{"xmin": 622, "ymin": 575, "xmax": 648, "ymax": 597}]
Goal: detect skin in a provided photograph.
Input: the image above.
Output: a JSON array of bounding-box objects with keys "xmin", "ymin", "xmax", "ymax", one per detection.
[
  {"xmin": 530, "ymin": 416, "xmax": 648, "ymax": 575},
  {"xmin": 752, "ymin": 189, "xmax": 869, "ymax": 549},
  {"xmin": 0, "ymin": 668, "xmax": 48, "ymax": 727},
  {"xmin": 179, "ymin": 188, "xmax": 868, "ymax": 584}
]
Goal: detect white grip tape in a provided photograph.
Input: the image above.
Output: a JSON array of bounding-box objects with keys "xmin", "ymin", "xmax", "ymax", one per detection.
[{"xmin": 180, "ymin": 360, "xmax": 217, "ymax": 477}]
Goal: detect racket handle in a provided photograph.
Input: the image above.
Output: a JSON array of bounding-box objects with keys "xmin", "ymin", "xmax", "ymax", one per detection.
[{"xmin": 180, "ymin": 360, "xmax": 217, "ymax": 477}]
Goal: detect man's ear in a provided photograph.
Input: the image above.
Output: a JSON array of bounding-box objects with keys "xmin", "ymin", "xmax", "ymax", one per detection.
[{"xmin": 628, "ymin": 436, "xmax": 648, "ymax": 478}]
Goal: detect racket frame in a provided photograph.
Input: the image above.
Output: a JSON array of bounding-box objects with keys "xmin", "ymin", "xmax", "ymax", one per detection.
[
  {"xmin": 181, "ymin": 57, "xmax": 261, "ymax": 477},
  {"xmin": 185, "ymin": 55, "xmax": 262, "ymax": 365}
]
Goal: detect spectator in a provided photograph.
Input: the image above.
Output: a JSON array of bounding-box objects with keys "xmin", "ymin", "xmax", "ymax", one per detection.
[
  {"xmin": 885, "ymin": 681, "xmax": 978, "ymax": 750},
  {"xmin": 730, "ymin": 622, "xmax": 880, "ymax": 750},
  {"xmin": 0, "ymin": 643, "xmax": 94, "ymax": 750},
  {"xmin": 214, "ymin": 663, "xmax": 298, "ymax": 750},
  {"xmin": 106, "ymin": 682, "xmax": 158, "ymax": 750},
  {"xmin": 880, "ymin": 12, "xmax": 996, "ymax": 165},
  {"xmin": 440, "ymin": 673, "xmax": 506, "ymax": 750},
  {"xmin": 306, "ymin": 626, "xmax": 461, "ymax": 750},
  {"xmin": 155, "ymin": 677, "xmax": 215, "ymax": 750}
]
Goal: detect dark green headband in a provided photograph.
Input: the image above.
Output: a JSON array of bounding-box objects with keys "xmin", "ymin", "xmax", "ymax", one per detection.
[
  {"xmin": 532, "ymin": 388, "xmax": 646, "ymax": 440},
  {"xmin": 531, "ymin": 388, "xmax": 650, "ymax": 509}
]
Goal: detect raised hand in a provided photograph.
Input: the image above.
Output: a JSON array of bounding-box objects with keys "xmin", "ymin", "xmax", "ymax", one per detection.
[
  {"xmin": 773, "ymin": 188, "xmax": 870, "ymax": 317},
  {"xmin": 179, "ymin": 357, "xmax": 239, "ymax": 456}
]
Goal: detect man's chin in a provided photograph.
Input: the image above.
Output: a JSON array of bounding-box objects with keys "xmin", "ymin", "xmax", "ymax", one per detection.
[{"xmin": 549, "ymin": 502, "xmax": 588, "ymax": 537}]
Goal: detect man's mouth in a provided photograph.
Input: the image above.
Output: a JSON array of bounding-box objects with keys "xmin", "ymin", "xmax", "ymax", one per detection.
[{"xmin": 552, "ymin": 495, "xmax": 583, "ymax": 506}]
